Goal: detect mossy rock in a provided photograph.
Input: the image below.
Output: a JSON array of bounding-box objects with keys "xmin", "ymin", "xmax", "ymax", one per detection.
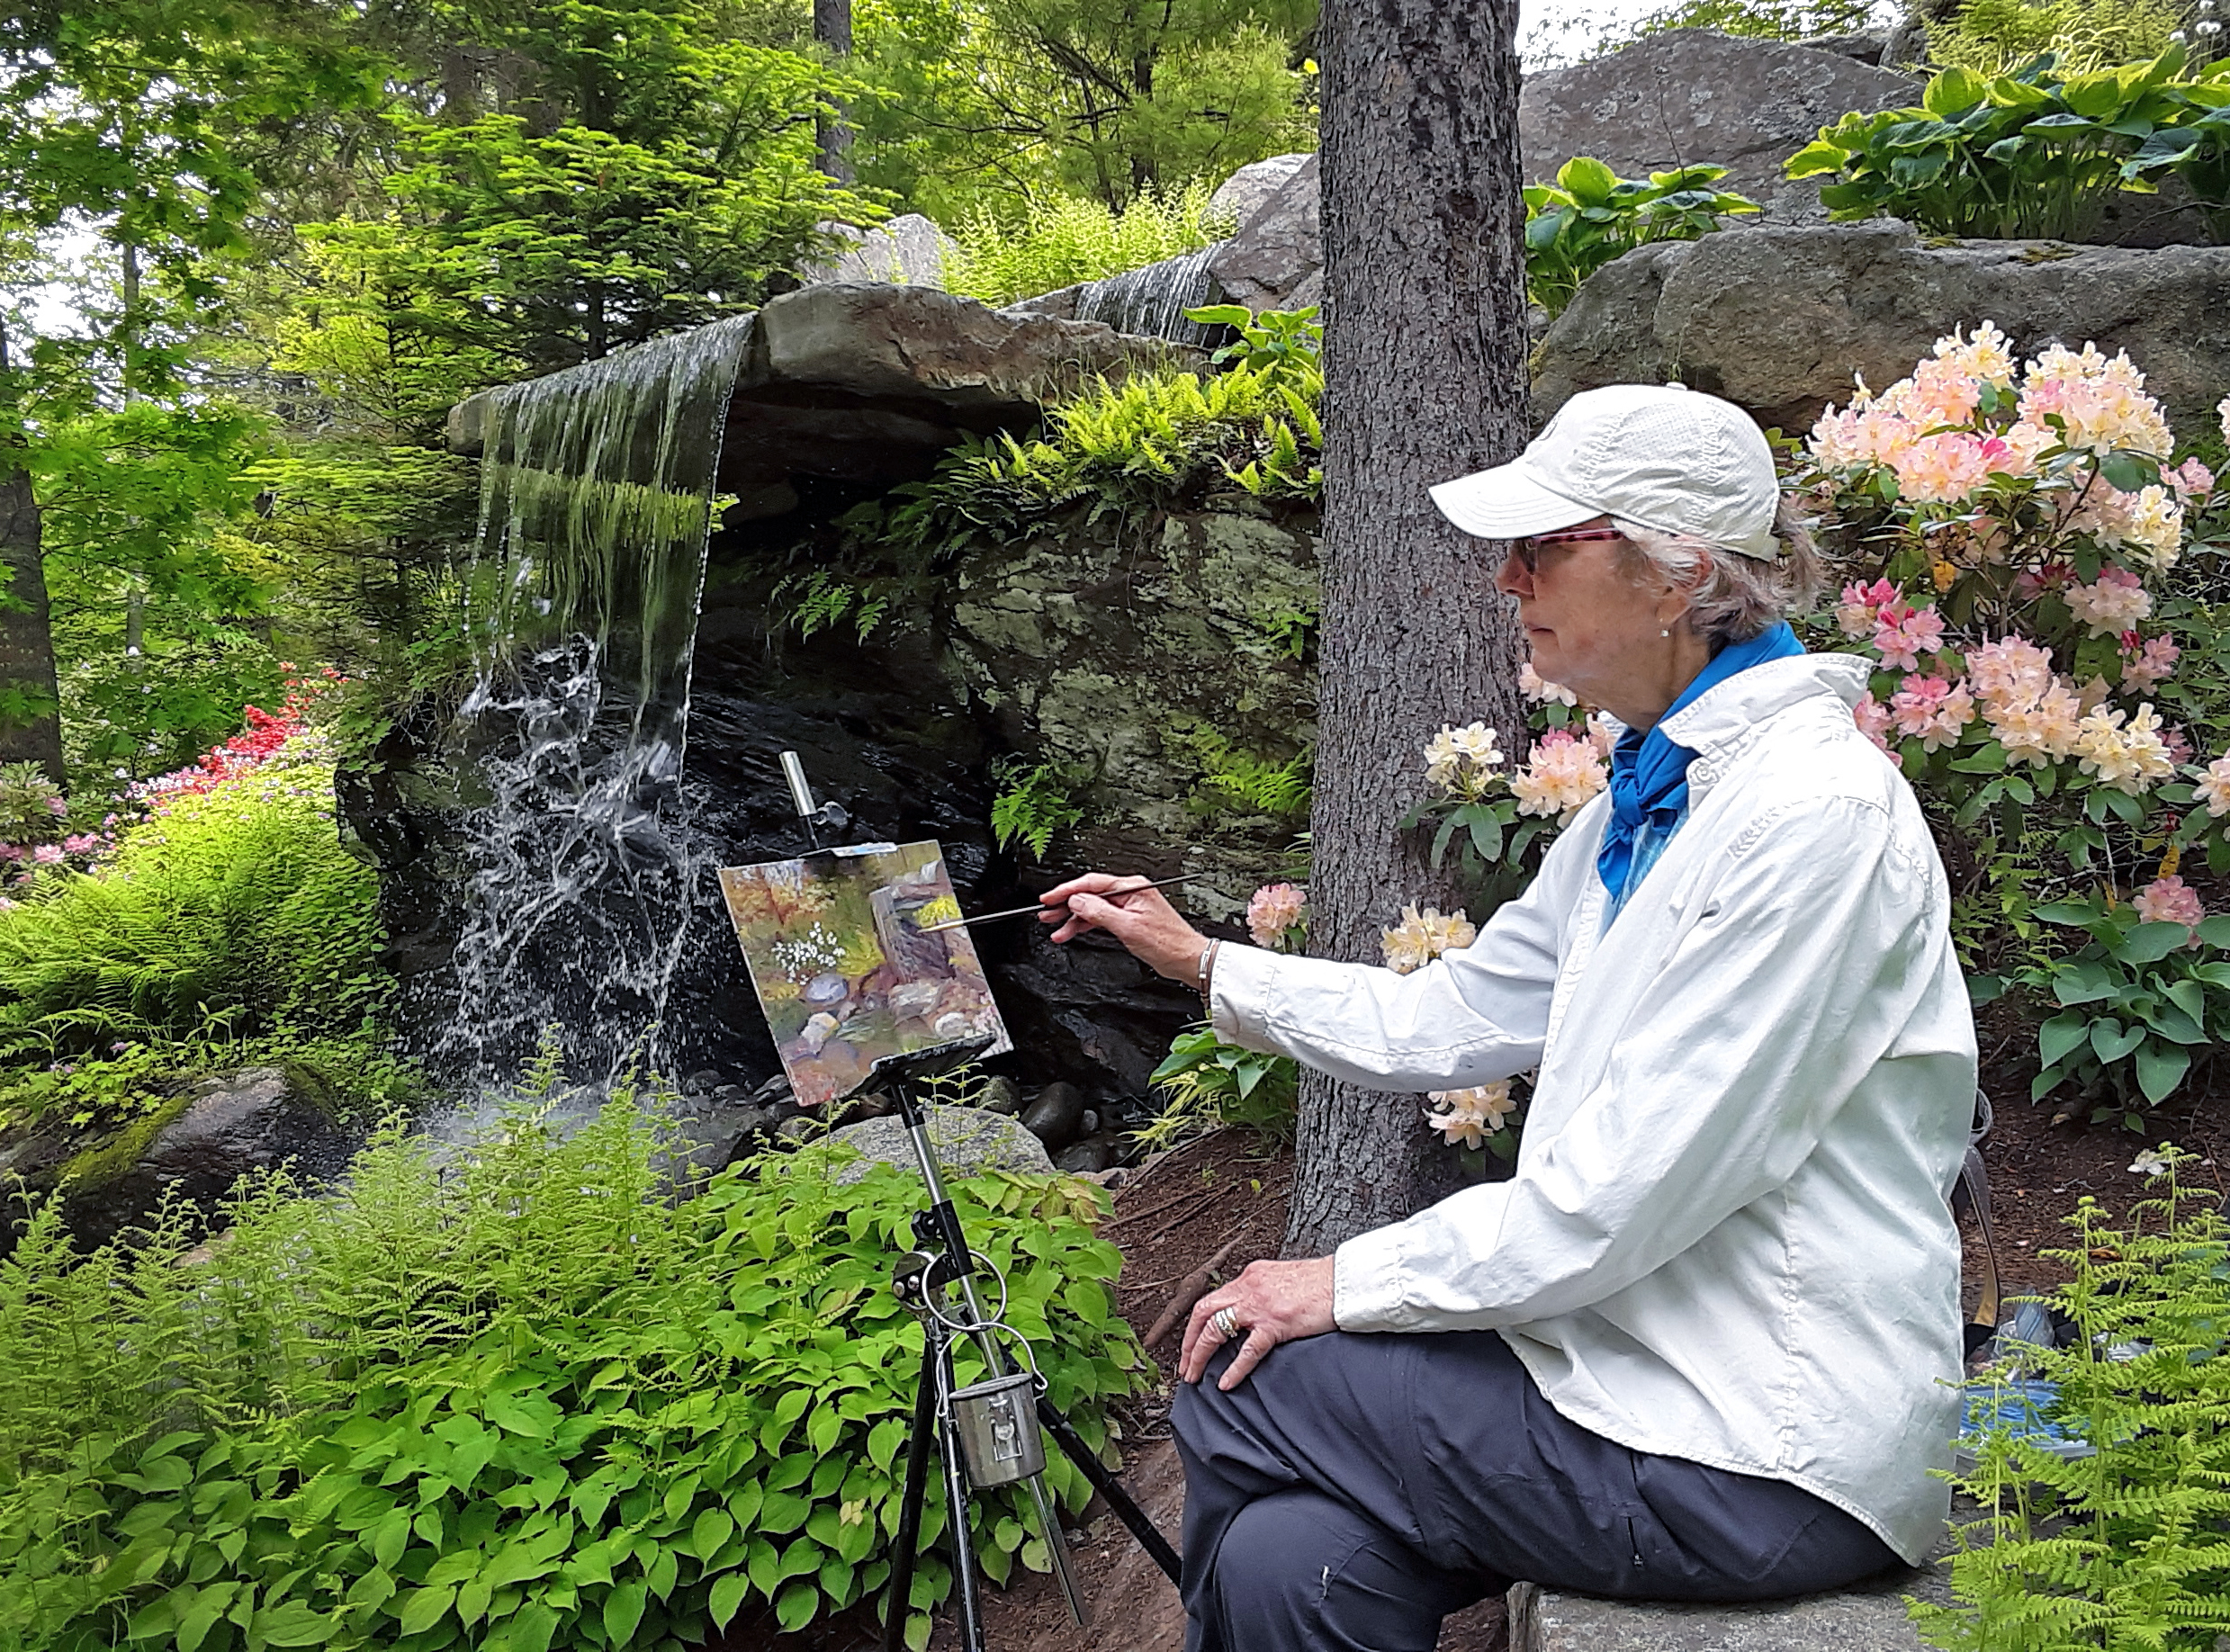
[{"xmin": 58, "ymin": 1092, "xmax": 194, "ymax": 1194}]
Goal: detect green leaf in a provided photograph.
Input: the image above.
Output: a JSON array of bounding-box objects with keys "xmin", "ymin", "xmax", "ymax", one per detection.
[
  {"xmin": 2039, "ymin": 1011, "xmax": 2091, "ymax": 1069},
  {"xmin": 776, "ymin": 1580, "xmax": 820, "ymax": 1632},
  {"xmin": 693, "ymin": 1507, "xmax": 736, "ymax": 1560},
  {"xmin": 2091, "ymin": 1019, "xmax": 2145, "ymax": 1064},
  {"xmin": 2115, "ymin": 921, "xmax": 2193, "ymax": 964},
  {"xmin": 1925, "ymin": 66, "xmax": 1987, "ymax": 116},
  {"xmin": 711, "ymin": 1571, "xmax": 751, "ymax": 1630},
  {"xmin": 1556, "ymin": 156, "xmax": 1619, "ymax": 204},
  {"xmin": 2097, "ymin": 450, "xmax": 2162, "ymax": 494},
  {"xmin": 603, "ymin": 1579, "xmax": 648, "ymax": 1646},
  {"xmin": 2198, "ymin": 914, "xmax": 2230, "ymax": 949},
  {"xmin": 395, "ymin": 1584, "xmax": 456, "ymax": 1636},
  {"xmin": 248, "ymin": 1601, "xmax": 335, "ymax": 1648},
  {"xmin": 2137, "ymin": 1040, "xmax": 2192, "ymax": 1104}
]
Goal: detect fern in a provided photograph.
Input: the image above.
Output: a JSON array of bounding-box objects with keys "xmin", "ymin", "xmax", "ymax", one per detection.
[
  {"xmin": 943, "ymin": 182, "xmax": 1233, "ymax": 306},
  {"xmin": 990, "ymin": 759, "xmax": 1088, "ymax": 861},
  {"xmin": 1918, "ymin": 1149, "xmax": 2230, "ymax": 1651}
]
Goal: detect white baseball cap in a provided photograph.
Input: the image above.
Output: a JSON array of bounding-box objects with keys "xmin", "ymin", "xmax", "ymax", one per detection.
[{"xmin": 1428, "ymin": 383, "xmax": 1784, "ymax": 561}]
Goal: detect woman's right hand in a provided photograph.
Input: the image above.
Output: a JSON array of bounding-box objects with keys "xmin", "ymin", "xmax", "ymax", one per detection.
[{"xmin": 1039, "ymin": 874, "xmax": 1208, "ymax": 982}]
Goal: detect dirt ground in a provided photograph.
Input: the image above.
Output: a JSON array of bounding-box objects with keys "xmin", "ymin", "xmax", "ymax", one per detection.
[{"xmin": 759, "ymin": 1093, "xmax": 2195, "ymax": 1652}]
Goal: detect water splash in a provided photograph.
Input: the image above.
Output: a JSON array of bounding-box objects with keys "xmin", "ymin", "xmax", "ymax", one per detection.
[
  {"xmin": 1070, "ymin": 246, "xmax": 1226, "ymax": 346},
  {"xmin": 422, "ymin": 314, "xmax": 756, "ymax": 1090}
]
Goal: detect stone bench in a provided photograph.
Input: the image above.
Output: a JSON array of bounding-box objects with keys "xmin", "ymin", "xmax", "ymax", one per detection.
[{"xmin": 1508, "ymin": 1546, "xmax": 1952, "ymax": 1652}]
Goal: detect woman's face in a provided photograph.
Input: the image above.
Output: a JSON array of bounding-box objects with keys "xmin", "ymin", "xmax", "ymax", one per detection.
[{"xmin": 1492, "ymin": 516, "xmax": 1689, "ymax": 714}]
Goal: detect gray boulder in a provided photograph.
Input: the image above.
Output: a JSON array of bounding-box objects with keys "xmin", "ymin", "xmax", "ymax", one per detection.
[
  {"xmin": 807, "ymin": 1103, "xmax": 1056, "ymax": 1185},
  {"xmin": 448, "ymin": 284, "xmax": 1201, "ymax": 504},
  {"xmin": 1209, "ymin": 153, "xmax": 1313, "ymax": 231},
  {"xmin": 1533, "ymin": 218, "xmax": 2230, "ymax": 440},
  {"xmin": 803, "ymin": 214, "xmax": 957, "ymax": 288},
  {"xmin": 1208, "ymin": 152, "xmax": 1321, "ymax": 314}
]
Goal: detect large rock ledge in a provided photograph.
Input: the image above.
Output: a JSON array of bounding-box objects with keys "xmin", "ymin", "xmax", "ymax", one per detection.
[
  {"xmin": 1510, "ymin": 1541, "xmax": 1952, "ymax": 1652},
  {"xmin": 1533, "ymin": 219, "xmax": 2230, "ymax": 436},
  {"xmin": 446, "ymin": 283, "xmax": 1199, "ymax": 507}
]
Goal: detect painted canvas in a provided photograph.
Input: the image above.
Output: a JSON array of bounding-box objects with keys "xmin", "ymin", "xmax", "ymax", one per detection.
[{"xmin": 718, "ymin": 840, "xmax": 1012, "ymax": 1109}]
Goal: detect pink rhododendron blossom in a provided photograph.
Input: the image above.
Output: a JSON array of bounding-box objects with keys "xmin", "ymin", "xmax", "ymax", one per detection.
[
  {"xmin": 1873, "ymin": 605, "xmax": 1946, "ymax": 671},
  {"xmin": 1986, "ymin": 678, "xmax": 2085, "ymax": 767},
  {"xmin": 1854, "ymin": 695, "xmax": 1898, "ymax": 756},
  {"xmin": 1510, "ymin": 729, "xmax": 1610, "ymax": 822},
  {"xmin": 1585, "ymin": 712, "xmax": 1617, "ymax": 758},
  {"xmin": 1891, "ymin": 432, "xmax": 1995, "ymax": 504},
  {"xmin": 2019, "ymin": 342, "xmax": 2172, "ymax": 456},
  {"xmin": 2121, "ymin": 633, "xmax": 2180, "ymax": 691},
  {"xmin": 1245, "ymin": 883, "xmax": 1308, "ymax": 950},
  {"xmin": 2164, "ymin": 724, "xmax": 2195, "ymax": 766},
  {"xmin": 2195, "ymin": 755, "xmax": 2230, "ymax": 817},
  {"xmin": 2076, "ymin": 702, "xmax": 2176, "ymax": 795},
  {"xmin": 1836, "ymin": 578, "xmax": 1902, "ymax": 639},
  {"xmin": 2064, "ymin": 569, "xmax": 2152, "ymax": 637},
  {"xmin": 2133, "ymin": 875, "xmax": 2205, "ymax": 939},
  {"xmin": 1889, "ymin": 675, "xmax": 1975, "ymax": 752},
  {"xmin": 1519, "ymin": 662, "xmax": 1577, "ymax": 706},
  {"xmin": 2172, "ymin": 457, "xmax": 2216, "ymax": 501},
  {"xmin": 43, "ymin": 796, "xmax": 64, "ymax": 816},
  {"xmin": 31, "ymin": 844, "xmax": 61, "ymax": 865},
  {"xmin": 59, "ymin": 834, "xmax": 95, "ymax": 855}
]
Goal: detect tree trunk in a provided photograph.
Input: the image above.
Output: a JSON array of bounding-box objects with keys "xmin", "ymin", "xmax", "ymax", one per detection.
[
  {"xmin": 1282, "ymin": 0, "xmax": 1532, "ymax": 1257},
  {"xmin": 814, "ymin": 0, "xmax": 854, "ymax": 184},
  {"xmin": 0, "ymin": 464, "xmax": 66, "ymax": 786}
]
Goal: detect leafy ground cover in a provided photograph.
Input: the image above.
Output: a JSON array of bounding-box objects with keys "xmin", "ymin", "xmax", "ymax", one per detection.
[{"xmin": 0, "ymin": 1055, "xmax": 1145, "ymax": 1652}]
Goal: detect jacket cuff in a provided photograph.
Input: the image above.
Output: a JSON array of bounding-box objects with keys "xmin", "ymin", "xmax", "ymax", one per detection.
[
  {"xmin": 1334, "ymin": 1222, "xmax": 1419, "ymax": 1332},
  {"xmin": 1208, "ymin": 941, "xmax": 1281, "ymax": 1052}
]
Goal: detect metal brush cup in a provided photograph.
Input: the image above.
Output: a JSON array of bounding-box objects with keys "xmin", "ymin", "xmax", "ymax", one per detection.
[{"xmin": 948, "ymin": 1369, "xmax": 1047, "ymax": 1488}]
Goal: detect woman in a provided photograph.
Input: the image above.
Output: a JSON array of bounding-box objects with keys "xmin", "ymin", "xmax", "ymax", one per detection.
[{"xmin": 1041, "ymin": 384, "xmax": 1974, "ymax": 1652}]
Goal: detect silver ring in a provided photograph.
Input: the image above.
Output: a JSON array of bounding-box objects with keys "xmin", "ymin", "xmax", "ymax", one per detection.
[{"xmin": 1211, "ymin": 1306, "xmax": 1242, "ymax": 1340}]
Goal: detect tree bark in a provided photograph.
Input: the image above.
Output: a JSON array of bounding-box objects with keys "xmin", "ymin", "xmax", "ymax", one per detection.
[
  {"xmin": 1282, "ymin": 0, "xmax": 1532, "ymax": 1257},
  {"xmin": 814, "ymin": 0, "xmax": 854, "ymax": 184},
  {"xmin": 0, "ymin": 464, "xmax": 66, "ymax": 786}
]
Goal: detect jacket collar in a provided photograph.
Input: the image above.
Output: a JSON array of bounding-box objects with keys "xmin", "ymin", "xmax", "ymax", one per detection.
[{"xmin": 1657, "ymin": 653, "xmax": 1868, "ymax": 759}]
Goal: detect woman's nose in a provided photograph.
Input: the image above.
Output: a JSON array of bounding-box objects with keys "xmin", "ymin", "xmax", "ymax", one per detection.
[{"xmin": 1493, "ymin": 545, "xmax": 1531, "ymax": 597}]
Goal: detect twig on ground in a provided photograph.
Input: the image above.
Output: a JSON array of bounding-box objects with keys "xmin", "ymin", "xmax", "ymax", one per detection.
[{"xmin": 1144, "ymin": 1237, "xmax": 1241, "ymax": 1351}]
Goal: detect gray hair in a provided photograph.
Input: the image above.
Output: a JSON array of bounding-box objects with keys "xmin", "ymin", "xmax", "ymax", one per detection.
[{"xmin": 1612, "ymin": 497, "xmax": 1824, "ymax": 648}]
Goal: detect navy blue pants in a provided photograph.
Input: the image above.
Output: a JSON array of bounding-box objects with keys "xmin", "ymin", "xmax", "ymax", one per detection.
[{"xmin": 1172, "ymin": 1330, "xmax": 1897, "ymax": 1652}]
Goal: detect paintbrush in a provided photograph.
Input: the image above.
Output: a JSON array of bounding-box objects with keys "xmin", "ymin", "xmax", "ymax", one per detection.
[{"xmin": 914, "ymin": 873, "xmax": 1203, "ymax": 934}]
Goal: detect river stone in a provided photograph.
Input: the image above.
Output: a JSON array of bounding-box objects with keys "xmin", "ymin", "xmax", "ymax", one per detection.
[
  {"xmin": 803, "ymin": 214, "xmax": 957, "ymax": 288},
  {"xmin": 810, "ymin": 1103, "xmax": 1055, "ymax": 1185},
  {"xmin": 1209, "ymin": 153, "xmax": 1312, "ymax": 231},
  {"xmin": 1533, "ymin": 218, "xmax": 2230, "ymax": 439},
  {"xmin": 1518, "ymin": 31, "xmax": 1919, "ymax": 225}
]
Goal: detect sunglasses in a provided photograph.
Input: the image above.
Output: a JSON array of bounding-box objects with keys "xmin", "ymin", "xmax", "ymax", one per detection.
[{"xmin": 1511, "ymin": 526, "xmax": 1624, "ymax": 574}]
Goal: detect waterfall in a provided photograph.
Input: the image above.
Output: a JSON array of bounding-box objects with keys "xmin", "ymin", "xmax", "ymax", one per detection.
[
  {"xmin": 1068, "ymin": 246, "xmax": 1227, "ymax": 347},
  {"xmin": 424, "ymin": 314, "xmax": 756, "ymax": 1091}
]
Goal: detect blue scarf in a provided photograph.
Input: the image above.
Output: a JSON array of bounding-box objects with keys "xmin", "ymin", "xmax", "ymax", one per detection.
[{"xmin": 1596, "ymin": 622, "xmax": 1807, "ymax": 904}]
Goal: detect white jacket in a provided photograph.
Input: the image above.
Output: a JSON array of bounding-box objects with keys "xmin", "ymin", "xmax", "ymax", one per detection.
[{"xmin": 1209, "ymin": 654, "xmax": 1974, "ymax": 1563}]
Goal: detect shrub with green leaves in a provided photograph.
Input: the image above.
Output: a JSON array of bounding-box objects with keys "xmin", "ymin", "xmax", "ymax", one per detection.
[
  {"xmin": 1139, "ymin": 1024, "xmax": 1299, "ymax": 1149},
  {"xmin": 942, "ymin": 183, "xmax": 1236, "ymax": 306},
  {"xmin": 0, "ymin": 1060, "xmax": 1145, "ymax": 1651},
  {"xmin": 1786, "ymin": 46, "xmax": 2230, "ymax": 242},
  {"xmin": 1917, "ymin": 1149, "xmax": 2230, "ymax": 1651},
  {"xmin": 1524, "ymin": 157, "xmax": 1758, "ymax": 319},
  {"xmin": 1929, "ymin": 0, "xmax": 2184, "ymax": 78},
  {"xmin": 0, "ymin": 748, "xmax": 388, "ymax": 1061}
]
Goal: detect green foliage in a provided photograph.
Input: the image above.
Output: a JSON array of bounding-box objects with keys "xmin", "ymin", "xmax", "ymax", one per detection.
[
  {"xmin": 1785, "ymin": 45, "xmax": 2230, "ymax": 242},
  {"xmin": 775, "ymin": 570, "xmax": 894, "ymax": 642},
  {"xmin": 943, "ymin": 182, "xmax": 1233, "ymax": 305},
  {"xmin": 2011, "ymin": 896, "xmax": 2230, "ymax": 1115},
  {"xmin": 1524, "ymin": 157, "xmax": 1758, "ymax": 319},
  {"xmin": 1915, "ymin": 1151, "xmax": 2230, "ymax": 1652},
  {"xmin": 990, "ymin": 759, "xmax": 1089, "ymax": 860},
  {"xmin": 1189, "ymin": 736, "xmax": 1313, "ymax": 819},
  {"xmin": 850, "ymin": 0, "xmax": 1315, "ymax": 216},
  {"xmin": 0, "ymin": 757, "xmax": 387, "ymax": 1059},
  {"xmin": 1138, "ymin": 1023, "xmax": 1299, "ymax": 1149},
  {"xmin": 0, "ymin": 762, "xmax": 60, "ymax": 842},
  {"xmin": 0, "ymin": 1055, "xmax": 1146, "ymax": 1650},
  {"xmin": 890, "ymin": 320, "xmax": 1323, "ymax": 552},
  {"xmin": 1929, "ymin": 0, "xmax": 2184, "ymax": 79}
]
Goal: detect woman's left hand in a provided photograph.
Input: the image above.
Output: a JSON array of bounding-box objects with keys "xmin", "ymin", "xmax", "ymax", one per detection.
[{"xmin": 1180, "ymin": 1256, "xmax": 1338, "ymax": 1391}]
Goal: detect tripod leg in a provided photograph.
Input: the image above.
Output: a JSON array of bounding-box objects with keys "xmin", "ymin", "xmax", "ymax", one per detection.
[
  {"xmin": 1038, "ymin": 1397, "xmax": 1183, "ymax": 1585},
  {"xmin": 882, "ymin": 1336, "xmax": 942, "ymax": 1652},
  {"xmin": 940, "ymin": 1382, "xmax": 988, "ymax": 1652}
]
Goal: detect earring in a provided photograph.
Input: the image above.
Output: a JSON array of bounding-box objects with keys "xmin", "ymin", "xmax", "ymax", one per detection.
[{"xmin": 1659, "ymin": 628, "xmax": 1670, "ymax": 638}]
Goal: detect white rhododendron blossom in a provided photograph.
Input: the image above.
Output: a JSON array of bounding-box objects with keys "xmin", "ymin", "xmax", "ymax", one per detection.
[
  {"xmin": 1520, "ymin": 662, "xmax": 1577, "ymax": 706},
  {"xmin": 1424, "ymin": 721, "xmax": 1503, "ymax": 795},
  {"xmin": 1380, "ymin": 903, "xmax": 1476, "ymax": 974},
  {"xmin": 1425, "ymin": 1081, "xmax": 1517, "ymax": 1148},
  {"xmin": 2064, "ymin": 569, "xmax": 2153, "ymax": 637},
  {"xmin": 2194, "ymin": 755, "xmax": 2230, "ymax": 818},
  {"xmin": 2075, "ymin": 703, "xmax": 2176, "ymax": 795}
]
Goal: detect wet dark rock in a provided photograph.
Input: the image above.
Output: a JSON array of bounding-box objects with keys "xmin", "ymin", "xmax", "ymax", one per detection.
[
  {"xmin": 15, "ymin": 1067, "xmax": 355, "ymax": 1252},
  {"xmin": 976, "ymin": 1076, "xmax": 1023, "ymax": 1116},
  {"xmin": 1021, "ymin": 1081, "xmax": 1090, "ymax": 1152},
  {"xmin": 776, "ymin": 1117, "xmax": 821, "ymax": 1145},
  {"xmin": 1053, "ymin": 1132, "xmax": 1122, "ymax": 1174}
]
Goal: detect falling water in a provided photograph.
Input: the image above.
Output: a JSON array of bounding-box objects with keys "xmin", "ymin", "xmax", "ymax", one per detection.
[
  {"xmin": 1069, "ymin": 246, "xmax": 1227, "ymax": 347},
  {"xmin": 425, "ymin": 314, "xmax": 756, "ymax": 1091}
]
